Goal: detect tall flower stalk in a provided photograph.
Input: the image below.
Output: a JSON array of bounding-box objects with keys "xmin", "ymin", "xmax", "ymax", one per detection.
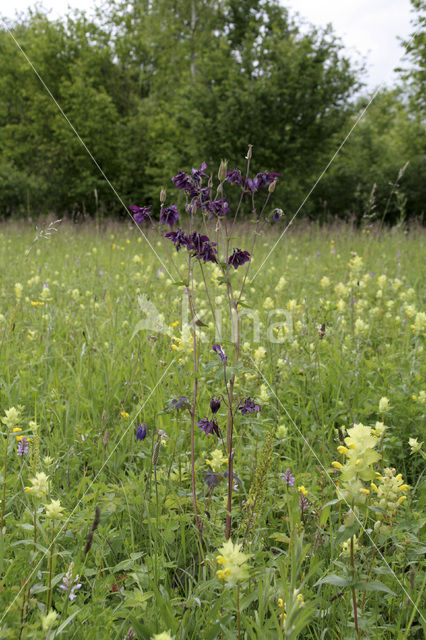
[{"xmin": 130, "ymin": 147, "xmax": 280, "ymax": 538}]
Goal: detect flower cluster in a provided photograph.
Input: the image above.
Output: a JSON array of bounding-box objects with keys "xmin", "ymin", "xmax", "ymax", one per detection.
[
  {"xmin": 206, "ymin": 448, "xmax": 228, "ymax": 472},
  {"xmin": 25, "ymin": 471, "xmax": 49, "ymax": 499},
  {"xmin": 59, "ymin": 562, "xmax": 82, "ymax": 601},
  {"xmin": 239, "ymin": 397, "xmax": 261, "ymax": 415},
  {"xmin": 371, "ymin": 467, "xmax": 409, "ymax": 532},
  {"xmin": 332, "ymin": 423, "xmax": 380, "ymax": 501},
  {"xmin": 165, "ymin": 230, "xmax": 218, "ymax": 263},
  {"xmin": 216, "ymin": 539, "xmax": 251, "ymax": 586},
  {"xmin": 197, "ymin": 418, "xmax": 220, "ymax": 437}
]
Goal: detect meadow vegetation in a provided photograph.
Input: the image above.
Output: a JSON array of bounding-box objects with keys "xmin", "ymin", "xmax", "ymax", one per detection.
[{"xmin": 0, "ymin": 218, "xmax": 425, "ymax": 639}]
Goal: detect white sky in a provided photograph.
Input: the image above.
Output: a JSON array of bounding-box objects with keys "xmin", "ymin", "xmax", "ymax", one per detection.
[{"xmin": 2, "ymin": 0, "xmax": 415, "ymax": 91}]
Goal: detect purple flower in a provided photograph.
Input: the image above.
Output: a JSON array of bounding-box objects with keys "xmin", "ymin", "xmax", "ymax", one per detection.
[
  {"xmin": 124, "ymin": 629, "xmax": 135, "ymax": 640},
  {"xmin": 198, "ymin": 186, "xmax": 211, "ymax": 203},
  {"xmin": 166, "ymin": 396, "xmax": 190, "ymax": 411},
  {"xmin": 165, "ymin": 228, "xmax": 189, "ymax": 251},
  {"xmin": 191, "ymin": 161, "xmax": 208, "ymax": 185},
  {"xmin": 212, "ymin": 344, "xmax": 227, "ymax": 365},
  {"xmin": 59, "ymin": 564, "xmax": 82, "ymax": 601},
  {"xmin": 129, "ymin": 205, "xmax": 151, "ymax": 224},
  {"xmin": 253, "ymin": 172, "xmax": 281, "ymax": 191},
  {"xmin": 17, "ymin": 437, "xmax": 29, "ymax": 456},
  {"xmin": 226, "ymin": 169, "xmax": 244, "ymax": 186},
  {"xmin": 187, "ymin": 232, "xmax": 218, "ymax": 263},
  {"xmin": 245, "ymin": 177, "xmax": 256, "ymax": 193},
  {"xmin": 272, "ymin": 208, "xmax": 282, "ymax": 222},
  {"xmin": 160, "ymin": 205, "xmax": 180, "ymax": 229},
  {"xmin": 239, "ymin": 397, "xmax": 261, "ymax": 415},
  {"xmin": 172, "ymin": 170, "xmax": 192, "ymax": 190},
  {"xmin": 136, "ymin": 424, "xmax": 147, "ymax": 441},
  {"xmin": 299, "ymin": 493, "xmax": 310, "ymax": 513},
  {"xmin": 210, "ymin": 397, "xmax": 221, "ymax": 414},
  {"xmin": 228, "ymin": 248, "xmax": 250, "ymax": 270},
  {"xmin": 197, "ymin": 418, "xmax": 220, "ymax": 437},
  {"xmin": 203, "ymin": 198, "xmax": 230, "ymax": 218},
  {"xmin": 281, "ymin": 468, "xmax": 295, "ymax": 487}
]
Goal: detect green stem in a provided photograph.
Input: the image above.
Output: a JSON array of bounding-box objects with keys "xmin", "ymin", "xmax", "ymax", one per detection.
[
  {"xmin": 47, "ymin": 521, "xmax": 55, "ymax": 610},
  {"xmin": 0, "ymin": 438, "xmax": 8, "ymax": 531}
]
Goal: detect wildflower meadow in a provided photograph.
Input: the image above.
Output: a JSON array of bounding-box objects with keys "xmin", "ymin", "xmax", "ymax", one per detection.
[{"xmin": 0, "ymin": 154, "xmax": 425, "ymax": 640}]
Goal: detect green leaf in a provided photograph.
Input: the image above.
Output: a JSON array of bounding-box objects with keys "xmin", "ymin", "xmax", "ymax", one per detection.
[
  {"xmin": 355, "ymin": 580, "xmax": 395, "ymax": 595},
  {"xmin": 315, "ymin": 574, "xmax": 352, "ymax": 588},
  {"xmin": 334, "ymin": 524, "xmax": 360, "ymax": 546}
]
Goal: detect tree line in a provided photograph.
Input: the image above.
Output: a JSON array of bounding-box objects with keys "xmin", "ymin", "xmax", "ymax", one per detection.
[{"xmin": 0, "ymin": 0, "xmax": 424, "ymax": 224}]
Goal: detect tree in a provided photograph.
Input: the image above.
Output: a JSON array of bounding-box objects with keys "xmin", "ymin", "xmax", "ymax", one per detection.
[{"xmin": 398, "ymin": 0, "xmax": 426, "ymax": 115}]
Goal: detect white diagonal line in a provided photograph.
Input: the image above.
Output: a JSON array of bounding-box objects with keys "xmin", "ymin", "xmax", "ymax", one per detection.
[
  {"xmin": 0, "ymin": 359, "xmax": 175, "ymax": 624},
  {"xmin": 251, "ymin": 28, "xmax": 421, "ymax": 283},
  {"xmin": 3, "ymin": 23, "xmax": 175, "ymax": 282},
  {"xmin": 249, "ymin": 357, "xmax": 425, "ymax": 622},
  {"xmin": 251, "ymin": 86, "xmax": 381, "ymax": 282}
]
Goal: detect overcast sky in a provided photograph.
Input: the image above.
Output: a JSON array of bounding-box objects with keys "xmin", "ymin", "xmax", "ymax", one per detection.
[{"xmin": 2, "ymin": 0, "xmax": 415, "ymax": 91}]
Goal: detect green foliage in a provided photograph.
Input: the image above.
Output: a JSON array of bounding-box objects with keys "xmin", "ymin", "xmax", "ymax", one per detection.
[
  {"xmin": 0, "ymin": 223, "xmax": 425, "ymax": 638},
  {"xmin": 2, "ymin": 1, "xmax": 424, "ymax": 222}
]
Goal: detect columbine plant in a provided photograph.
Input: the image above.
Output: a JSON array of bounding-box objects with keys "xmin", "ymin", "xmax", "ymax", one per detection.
[{"xmin": 130, "ymin": 147, "xmax": 281, "ymax": 541}]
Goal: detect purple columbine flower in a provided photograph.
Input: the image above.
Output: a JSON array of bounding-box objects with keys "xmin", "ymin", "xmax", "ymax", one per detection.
[
  {"xmin": 160, "ymin": 205, "xmax": 180, "ymax": 229},
  {"xmin": 172, "ymin": 170, "xmax": 192, "ymax": 190},
  {"xmin": 124, "ymin": 629, "xmax": 135, "ymax": 640},
  {"xmin": 226, "ymin": 169, "xmax": 244, "ymax": 186},
  {"xmin": 239, "ymin": 397, "xmax": 261, "ymax": 415},
  {"xmin": 197, "ymin": 418, "xmax": 220, "ymax": 437},
  {"xmin": 136, "ymin": 423, "xmax": 147, "ymax": 441},
  {"xmin": 203, "ymin": 198, "xmax": 230, "ymax": 218},
  {"xmin": 191, "ymin": 161, "xmax": 208, "ymax": 185},
  {"xmin": 228, "ymin": 248, "xmax": 250, "ymax": 270},
  {"xmin": 17, "ymin": 437, "xmax": 29, "ymax": 456},
  {"xmin": 166, "ymin": 396, "xmax": 190, "ymax": 411},
  {"xmin": 187, "ymin": 232, "xmax": 218, "ymax": 263},
  {"xmin": 129, "ymin": 205, "xmax": 151, "ymax": 223},
  {"xmin": 210, "ymin": 397, "xmax": 221, "ymax": 414},
  {"xmin": 59, "ymin": 563, "xmax": 82, "ymax": 601},
  {"xmin": 212, "ymin": 344, "xmax": 227, "ymax": 365},
  {"xmin": 165, "ymin": 228, "xmax": 189, "ymax": 251},
  {"xmin": 272, "ymin": 208, "xmax": 282, "ymax": 222},
  {"xmin": 253, "ymin": 172, "xmax": 281, "ymax": 191},
  {"xmin": 281, "ymin": 468, "xmax": 295, "ymax": 487}
]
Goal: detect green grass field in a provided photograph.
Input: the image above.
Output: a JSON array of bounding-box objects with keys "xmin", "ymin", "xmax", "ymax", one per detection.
[{"xmin": 0, "ymin": 222, "xmax": 425, "ymax": 639}]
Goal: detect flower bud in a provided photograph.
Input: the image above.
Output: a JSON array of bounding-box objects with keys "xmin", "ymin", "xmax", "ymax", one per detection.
[
  {"xmin": 218, "ymin": 159, "xmax": 228, "ymax": 182},
  {"xmin": 160, "ymin": 187, "xmax": 166, "ymax": 204},
  {"xmin": 245, "ymin": 144, "xmax": 253, "ymax": 160},
  {"xmin": 268, "ymin": 179, "xmax": 277, "ymax": 193},
  {"xmin": 210, "ymin": 397, "xmax": 221, "ymax": 414}
]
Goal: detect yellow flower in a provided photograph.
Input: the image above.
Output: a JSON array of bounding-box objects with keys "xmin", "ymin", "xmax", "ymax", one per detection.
[
  {"xmin": 206, "ymin": 449, "xmax": 228, "ymax": 472},
  {"xmin": 411, "ymin": 311, "xmax": 426, "ymax": 334},
  {"xmin": 1, "ymin": 406, "xmax": 22, "ymax": 429},
  {"xmin": 41, "ymin": 610, "xmax": 58, "ymax": 632},
  {"xmin": 152, "ymin": 632, "xmax": 174, "ymax": 640},
  {"xmin": 263, "ymin": 297, "xmax": 274, "ymax": 310},
  {"xmin": 254, "ymin": 346, "xmax": 266, "ymax": 363},
  {"xmin": 332, "ymin": 461, "xmax": 343, "ymax": 470},
  {"xmin": 216, "ymin": 539, "xmax": 251, "ymax": 586},
  {"xmin": 14, "ymin": 283, "xmax": 23, "ymax": 299},
  {"xmin": 45, "ymin": 499, "xmax": 64, "ymax": 520},
  {"xmin": 378, "ymin": 397, "xmax": 390, "ymax": 413},
  {"xmin": 320, "ymin": 276, "xmax": 330, "ymax": 288},
  {"xmin": 408, "ymin": 437, "xmax": 423, "ymax": 454},
  {"xmin": 298, "ymin": 485, "xmax": 308, "ymax": 496},
  {"xmin": 25, "ymin": 472, "xmax": 49, "ymax": 498},
  {"xmin": 276, "ymin": 424, "xmax": 288, "ymax": 439},
  {"xmin": 120, "ymin": 411, "xmax": 130, "ymax": 419}
]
